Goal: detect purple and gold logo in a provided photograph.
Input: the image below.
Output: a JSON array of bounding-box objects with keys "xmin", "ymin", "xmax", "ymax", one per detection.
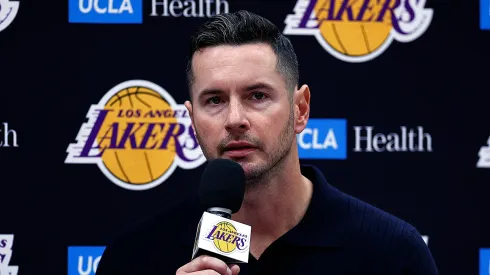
[
  {"xmin": 65, "ymin": 80, "xmax": 205, "ymax": 191},
  {"xmin": 204, "ymin": 221, "xmax": 249, "ymax": 254},
  {"xmin": 283, "ymin": 0, "xmax": 433, "ymax": 62}
]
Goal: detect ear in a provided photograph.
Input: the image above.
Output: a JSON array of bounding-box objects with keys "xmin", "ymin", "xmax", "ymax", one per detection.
[
  {"xmin": 184, "ymin": 100, "xmax": 198, "ymax": 145},
  {"xmin": 294, "ymin": 84, "xmax": 311, "ymax": 134}
]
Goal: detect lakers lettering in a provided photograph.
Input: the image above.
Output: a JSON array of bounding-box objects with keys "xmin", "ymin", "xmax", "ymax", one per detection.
[
  {"xmin": 283, "ymin": 0, "xmax": 433, "ymax": 62},
  {"xmin": 307, "ymin": 0, "xmax": 420, "ymax": 35},
  {"xmin": 79, "ymin": 109, "xmax": 198, "ymax": 161},
  {"xmin": 205, "ymin": 223, "xmax": 248, "ymax": 251}
]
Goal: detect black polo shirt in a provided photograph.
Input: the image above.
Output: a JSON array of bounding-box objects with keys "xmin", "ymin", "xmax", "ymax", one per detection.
[{"xmin": 96, "ymin": 165, "xmax": 439, "ymax": 275}]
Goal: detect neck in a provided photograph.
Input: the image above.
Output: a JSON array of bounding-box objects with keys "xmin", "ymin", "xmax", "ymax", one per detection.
[{"xmin": 231, "ymin": 151, "xmax": 313, "ymax": 243}]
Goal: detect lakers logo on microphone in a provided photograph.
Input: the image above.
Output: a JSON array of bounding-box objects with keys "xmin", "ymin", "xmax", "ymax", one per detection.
[
  {"xmin": 204, "ymin": 221, "xmax": 248, "ymax": 254},
  {"xmin": 65, "ymin": 80, "xmax": 206, "ymax": 191},
  {"xmin": 194, "ymin": 212, "xmax": 251, "ymax": 263}
]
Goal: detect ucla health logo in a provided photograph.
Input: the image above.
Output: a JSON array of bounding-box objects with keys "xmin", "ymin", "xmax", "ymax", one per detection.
[
  {"xmin": 283, "ymin": 0, "xmax": 433, "ymax": 62},
  {"xmin": 298, "ymin": 119, "xmax": 433, "ymax": 159},
  {"xmin": 68, "ymin": 246, "xmax": 106, "ymax": 275},
  {"xmin": 65, "ymin": 80, "xmax": 205, "ymax": 191},
  {"xmin": 68, "ymin": 0, "xmax": 142, "ymax": 23},
  {"xmin": 0, "ymin": 0, "xmax": 19, "ymax": 33},
  {"xmin": 0, "ymin": 122, "xmax": 19, "ymax": 148},
  {"xmin": 297, "ymin": 118, "xmax": 347, "ymax": 159},
  {"xmin": 482, "ymin": 0, "xmax": 490, "ymax": 30}
]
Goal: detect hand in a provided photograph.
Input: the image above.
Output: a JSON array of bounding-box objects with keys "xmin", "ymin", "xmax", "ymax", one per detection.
[{"xmin": 176, "ymin": 255, "xmax": 240, "ymax": 275}]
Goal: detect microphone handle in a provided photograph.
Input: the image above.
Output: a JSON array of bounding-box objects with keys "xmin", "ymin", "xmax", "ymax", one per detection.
[{"xmin": 207, "ymin": 210, "xmax": 231, "ymax": 219}]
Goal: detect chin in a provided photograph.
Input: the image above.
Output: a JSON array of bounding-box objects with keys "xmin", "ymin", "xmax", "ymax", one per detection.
[
  {"xmin": 216, "ymin": 155, "xmax": 267, "ymax": 175},
  {"xmin": 238, "ymin": 161, "xmax": 270, "ymax": 179}
]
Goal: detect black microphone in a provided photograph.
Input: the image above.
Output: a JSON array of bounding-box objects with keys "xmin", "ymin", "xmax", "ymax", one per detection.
[{"xmin": 191, "ymin": 158, "xmax": 251, "ymax": 264}]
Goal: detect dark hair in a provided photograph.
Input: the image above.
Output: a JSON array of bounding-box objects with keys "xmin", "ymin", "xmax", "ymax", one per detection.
[{"xmin": 186, "ymin": 10, "xmax": 299, "ymax": 99}]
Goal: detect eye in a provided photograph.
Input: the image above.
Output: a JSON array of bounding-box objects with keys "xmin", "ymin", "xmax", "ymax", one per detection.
[
  {"xmin": 206, "ymin": 96, "xmax": 222, "ymax": 105},
  {"xmin": 250, "ymin": 92, "xmax": 267, "ymax": 100}
]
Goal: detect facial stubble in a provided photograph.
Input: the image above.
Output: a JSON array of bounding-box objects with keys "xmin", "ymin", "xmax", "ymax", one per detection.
[{"xmin": 193, "ymin": 106, "xmax": 295, "ymax": 189}]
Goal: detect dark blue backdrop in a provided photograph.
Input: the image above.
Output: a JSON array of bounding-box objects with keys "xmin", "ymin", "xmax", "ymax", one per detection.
[{"xmin": 1, "ymin": 0, "xmax": 489, "ymax": 274}]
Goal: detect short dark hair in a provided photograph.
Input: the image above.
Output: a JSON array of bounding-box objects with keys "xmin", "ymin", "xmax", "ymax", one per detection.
[{"xmin": 186, "ymin": 10, "xmax": 299, "ymax": 99}]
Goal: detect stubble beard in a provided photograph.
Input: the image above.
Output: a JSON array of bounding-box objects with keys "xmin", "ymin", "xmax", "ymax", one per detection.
[
  {"xmin": 242, "ymin": 109, "xmax": 295, "ymax": 190},
  {"xmin": 194, "ymin": 107, "xmax": 295, "ymax": 190}
]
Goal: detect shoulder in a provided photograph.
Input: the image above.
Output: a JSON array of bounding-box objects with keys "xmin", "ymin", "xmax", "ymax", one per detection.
[
  {"xmin": 341, "ymin": 193, "xmax": 418, "ymax": 244},
  {"xmin": 95, "ymin": 197, "xmax": 201, "ymax": 274},
  {"xmin": 339, "ymin": 193, "xmax": 438, "ymax": 274}
]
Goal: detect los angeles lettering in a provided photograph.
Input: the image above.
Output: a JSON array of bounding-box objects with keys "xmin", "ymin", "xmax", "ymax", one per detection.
[
  {"xmin": 116, "ymin": 109, "xmax": 188, "ymax": 118},
  {"xmin": 216, "ymin": 228, "xmax": 248, "ymax": 238}
]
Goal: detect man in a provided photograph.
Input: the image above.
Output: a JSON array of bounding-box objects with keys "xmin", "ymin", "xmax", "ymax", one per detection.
[{"xmin": 96, "ymin": 10, "xmax": 438, "ymax": 275}]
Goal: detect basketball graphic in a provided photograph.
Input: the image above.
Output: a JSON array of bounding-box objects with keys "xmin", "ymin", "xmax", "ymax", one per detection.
[
  {"xmin": 98, "ymin": 87, "xmax": 177, "ymax": 185},
  {"xmin": 65, "ymin": 80, "xmax": 206, "ymax": 191},
  {"xmin": 212, "ymin": 222, "xmax": 238, "ymax": 253},
  {"xmin": 283, "ymin": 0, "xmax": 433, "ymax": 62},
  {"xmin": 314, "ymin": 0, "xmax": 392, "ymax": 57},
  {"xmin": 196, "ymin": 213, "xmax": 251, "ymax": 263}
]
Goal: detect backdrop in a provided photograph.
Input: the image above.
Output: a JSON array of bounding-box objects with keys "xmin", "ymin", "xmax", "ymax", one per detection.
[{"xmin": 1, "ymin": 0, "xmax": 489, "ymax": 274}]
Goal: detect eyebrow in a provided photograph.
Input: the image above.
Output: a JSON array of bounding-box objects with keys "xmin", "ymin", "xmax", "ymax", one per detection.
[
  {"xmin": 198, "ymin": 89, "xmax": 222, "ymax": 99},
  {"xmin": 244, "ymin": 82, "xmax": 274, "ymax": 92},
  {"xmin": 197, "ymin": 82, "xmax": 274, "ymax": 99}
]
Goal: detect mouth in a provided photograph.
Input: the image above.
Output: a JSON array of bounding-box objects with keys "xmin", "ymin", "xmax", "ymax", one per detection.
[{"xmin": 223, "ymin": 142, "xmax": 258, "ymax": 158}]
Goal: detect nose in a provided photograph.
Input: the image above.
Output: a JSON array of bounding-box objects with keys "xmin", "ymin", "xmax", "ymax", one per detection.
[{"xmin": 224, "ymin": 98, "xmax": 250, "ymax": 135}]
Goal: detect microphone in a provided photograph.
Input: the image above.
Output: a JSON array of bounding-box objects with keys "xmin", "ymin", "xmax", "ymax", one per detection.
[{"xmin": 191, "ymin": 158, "xmax": 251, "ymax": 264}]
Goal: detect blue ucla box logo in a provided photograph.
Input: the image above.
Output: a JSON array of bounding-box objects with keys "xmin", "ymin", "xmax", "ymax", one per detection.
[
  {"xmin": 481, "ymin": 249, "xmax": 490, "ymax": 275},
  {"xmin": 68, "ymin": 246, "xmax": 106, "ymax": 275},
  {"xmin": 68, "ymin": 0, "xmax": 142, "ymax": 24},
  {"xmin": 297, "ymin": 119, "xmax": 347, "ymax": 159},
  {"xmin": 481, "ymin": 0, "xmax": 490, "ymax": 30}
]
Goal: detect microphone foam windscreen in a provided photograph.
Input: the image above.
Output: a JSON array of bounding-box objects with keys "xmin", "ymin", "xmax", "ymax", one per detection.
[{"xmin": 198, "ymin": 158, "xmax": 245, "ymax": 214}]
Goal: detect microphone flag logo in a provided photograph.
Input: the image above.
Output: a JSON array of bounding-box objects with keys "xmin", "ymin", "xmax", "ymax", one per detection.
[{"xmin": 192, "ymin": 212, "xmax": 251, "ymax": 263}]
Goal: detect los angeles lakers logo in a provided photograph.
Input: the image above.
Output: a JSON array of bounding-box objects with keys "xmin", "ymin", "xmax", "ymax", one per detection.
[
  {"xmin": 0, "ymin": 0, "xmax": 20, "ymax": 33},
  {"xmin": 204, "ymin": 221, "xmax": 249, "ymax": 254},
  {"xmin": 283, "ymin": 0, "xmax": 433, "ymax": 62},
  {"xmin": 65, "ymin": 80, "xmax": 205, "ymax": 191}
]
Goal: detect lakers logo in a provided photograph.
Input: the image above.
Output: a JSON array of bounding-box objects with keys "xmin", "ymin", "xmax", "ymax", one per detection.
[
  {"xmin": 205, "ymin": 221, "xmax": 249, "ymax": 254},
  {"xmin": 0, "ymin": 0, "xmax": 20, "ymax": 33},
  {"xmin": 65, "ymin": 80, "xmax": 205, "ymax": 191},
  {"xmin": 283, "ymin": 0, "xmax": 433, "ymax": 62}
]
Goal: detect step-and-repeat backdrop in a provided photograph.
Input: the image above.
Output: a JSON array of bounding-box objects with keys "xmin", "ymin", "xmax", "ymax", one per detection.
[{"xmin": 1, "ymin": 0, "xmax": 489, "ymax": 274}]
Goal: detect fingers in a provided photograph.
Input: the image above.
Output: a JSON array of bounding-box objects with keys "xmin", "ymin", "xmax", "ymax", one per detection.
[
  {"xmin": 189, "ymin": 270, "xmax": 223, "ymax": 275},
  {"xmin": 176, "ymin": 255, "xmax": 231, "ymax": 275},
  {"xmin": 229, "ymin": 264, "xmax": 240, "ymax": 275}
]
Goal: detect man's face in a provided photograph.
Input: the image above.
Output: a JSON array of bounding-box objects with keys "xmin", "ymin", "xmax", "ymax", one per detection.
[{"xmin": 185, "ymin": 43, "xmax": 296, "ymax": 180}]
